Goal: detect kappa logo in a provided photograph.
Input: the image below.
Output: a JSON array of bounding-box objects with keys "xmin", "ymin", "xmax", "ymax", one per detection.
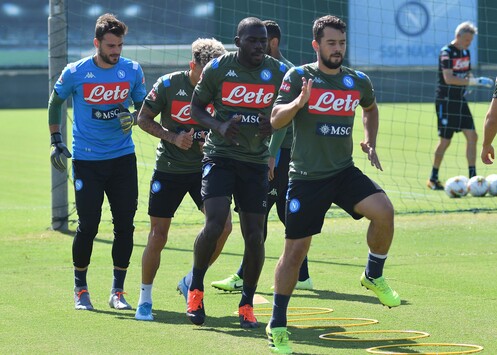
[
  {"xmin": 85, "ymin": 72, "xmax": 96, "ymax": 79},
  {"xmin": 176, "ymin": 89, "xmax": 187, "ymax": 96},
  {"xmin": 226, "ymin": 70, "xmax": 238, "ymax": 77},
  {"xmin": 313, "ymin": 77, "xmax": 324, "ymax": 84}
]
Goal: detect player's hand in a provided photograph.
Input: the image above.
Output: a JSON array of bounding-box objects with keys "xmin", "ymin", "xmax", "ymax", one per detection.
[
  {"xmin": 360, "ymin": 141, "xmax": 383, "ymax": 171},
  {"xmin": 117, "ymin": 103, "xmax": 138, "ymax": 134},
  {"xmin": 174, "ymin": 128, "xmax": 194, "ymax": 150},
  {"xmin": 50, "ymin": 132, "xmax": 72, "ymax": 172},
  {"xmin": 296, "ymin": 77, "xmax": 313, "ymax": 108},
  {"xmin": 257, "ymin": 113, "xmax": 273, "ymax": 138},
  {"xmin": 268, "ymin": 156, "xmax": 276, "ymax": 181},
  {"xmin": 218, "ymin": 114, "xmax": 241, "ymax": 145},
  {"xmin": 481, "ymin": 145, "xmax": 495, "ymax": 164},
  {"xmin": 470, "ymin": 77, "xmax": 494, "ymax": 88}
]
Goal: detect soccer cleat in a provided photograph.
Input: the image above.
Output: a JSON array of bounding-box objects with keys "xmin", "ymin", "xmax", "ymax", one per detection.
[
  {"xmin": 266, "ymin": 324, "xmax": 292, "ymax": 354},
  {"xmin": 176, "ymin": 276, "xmax": 189, "ymax": 303},
  {"xmin": 427, "ymin": 179, "xmax": 444, "ymax": 190},
  {"xmin": 109, "ymin": 288, "xmax": 132, "ymax": 310},
  {"xmin": 210, "ymin": 273, "xmax": 243, "ymax": 292},
  {"xmin": 135, "ymin": 302, "xmax": 153, "ymax": 321},
  {"xmin": 74, "ymin": 287, "xmax": 94, "ymax": 311},
  {"xmin": 360, "ymin": 272, "xmax": 401, "ymax": 308},
  {"xmin": 238, "ymin": 304, "xmax": 259, "ymax": 328},
  {"xmin": 295, "ymin": 277, "xmax": 313, "ymax": 290},
  {"xmin": 186, "ymin": 289, "xmax": 205, "ymax": 325}
]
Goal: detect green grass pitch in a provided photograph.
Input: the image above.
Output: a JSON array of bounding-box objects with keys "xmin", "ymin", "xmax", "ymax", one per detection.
[{"xmin": 1, "ymin": 107, "xmax": 496, "ymax": 354}]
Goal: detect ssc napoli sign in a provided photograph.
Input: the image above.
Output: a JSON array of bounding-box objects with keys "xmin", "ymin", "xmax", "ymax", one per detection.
[{"xmin": 348, "ymin": 0, "xmax": 478, "ymax": 66}]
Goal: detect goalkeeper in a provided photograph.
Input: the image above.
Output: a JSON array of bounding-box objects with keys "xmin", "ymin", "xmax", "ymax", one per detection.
[
  {"xmin": 48, "ymin": 13, "xmax": 146, "ymax": 311},
  {"xmin": 427, "ymin": 21, "xmax": 493, "ymax": 190}
]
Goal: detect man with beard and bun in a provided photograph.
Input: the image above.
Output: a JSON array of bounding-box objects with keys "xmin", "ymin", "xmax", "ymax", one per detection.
[
  {"xmin": 210, "ymin": 19, "xmax": 314, "ymax": 293},
  {"xmin": 48, "ymin": 13, "xmax": 146, "ymax": 310},
  {"xmin": 133, "ymin": 38, "xmax": 233, "ymax": 321},
  {"xmin": 186, "ymin": 17, "xmax": 288, "ymax": 328},
  {"xmin": 265, "ymin": 15, "xmax": 400, "ymax": 353}
]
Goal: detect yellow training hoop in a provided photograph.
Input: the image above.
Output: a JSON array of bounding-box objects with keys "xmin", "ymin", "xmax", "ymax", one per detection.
[
  {"xmin": 287, "ymin": 317, "xmax": 379, "ymax": 329},
  {"xmin": 319, "ymin": 329, "xmax": 430, "ymax": 342},
  {"xmin": 253, "ymin": 306, "xmax": 334, "ymax": 317},
  {"xmin": 366, "ymin": 342, "xmax": 484, "ymax": 355}
]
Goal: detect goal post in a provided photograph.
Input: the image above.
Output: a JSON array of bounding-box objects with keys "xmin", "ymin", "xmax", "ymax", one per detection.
[{"xmin": 48, "ymin": 0, "xmax": 69, "ymax": 231}]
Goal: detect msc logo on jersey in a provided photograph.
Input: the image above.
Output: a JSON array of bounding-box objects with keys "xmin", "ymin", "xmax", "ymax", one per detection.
[
  {"xmin": 260, "ymin": 69, "xmax": 272, "ymax": 81},
  {"xmin": 342, "ymin": 75, "xmax": 354, "ymax": 88},
  {"xmin": 316, "ymin": 123, "xmax": 352, "ymax": 137},
  {"xmin": 236, "ymin": 112, "xmax": 260, "ymax": 125},
  {"xmin": 84, "ymin": 82, "xmax": 130, "ymax": 104},
  {"xmin": 221, "ymin": 82, "xmax": 275, "ymax": 108},
  {"xmin": 92, "ymin": 107, "xmax": 120, "ymax": 120},
  {"xmin": 151, "ymin": 181, "xmax": 161, "ymax": 194},
  {"xmin": 288, "ymin": 198, "xmax": 300, "ymax": 213},
  {"xmin": 308, "ymin": 89, "xmax": 360, "ymax": 116}
]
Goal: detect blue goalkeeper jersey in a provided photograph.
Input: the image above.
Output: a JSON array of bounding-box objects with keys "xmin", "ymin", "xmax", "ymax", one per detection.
[{"xmin": 54, "ymin": 56, "xmax": 146, "ymax": 160}]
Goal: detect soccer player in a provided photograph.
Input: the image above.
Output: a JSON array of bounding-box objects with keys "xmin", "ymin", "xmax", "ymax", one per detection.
[
  {"xmin": 265, "ymin": 15, "xmax": 400, "ymax": 353},
  {"xmin": 185, "ymin": 17, "xmax": 288, "ymax": 328},
  {"xmin": 134, "ymin": 38, "xmax": 232, "ymax": 321},
  {"xmin": 48, "ymin": 13, "xmax": 146, "ymax": 310},
  {"xmin": 427, "ymin": 21, "xmax": 493, "ymax": 190},
  {"xmin": 480, "ymin": 78, "xmax": 497, "ymax": 164},
  {"xmin": 210, "ymin": 19, "xmax": 314, "ymax": 293}
]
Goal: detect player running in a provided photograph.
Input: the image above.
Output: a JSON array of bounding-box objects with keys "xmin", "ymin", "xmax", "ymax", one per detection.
[
  {"xmin": 134, "ymin": 38, "xmax": 232, "ymax": 321},
  {"xmin": 48, "ymin": 13, "xmax": 146, "ymax": 311},
  {"xmin": 185, "ymin": 17, "xmax": 288, "ymax": 328}
]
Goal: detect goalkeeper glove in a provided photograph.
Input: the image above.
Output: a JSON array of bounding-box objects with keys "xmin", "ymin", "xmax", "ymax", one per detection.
[
  {"xmin": 469, "ymin": 76, "xmax": 494, "ymax": 88},
  {"xmin": 50, "ymin": 132, "xmax": 72, "ymax": 172},
  {"xmin": 117, "ymin": 103, "xmax": 138, "ymax": 134}
]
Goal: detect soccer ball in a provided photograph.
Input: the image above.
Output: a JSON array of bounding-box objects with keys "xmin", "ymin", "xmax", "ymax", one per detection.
[
  {"xmin": 444, "ymin": 176, "xmax": 468, "ymax": 198},
  {"xmin": 467, "ymin": 175, "xmax": 489, "ymax": 197},
  {"xmin": 486, "ymin": 174, "xmax": 497, "ymax": 196}
]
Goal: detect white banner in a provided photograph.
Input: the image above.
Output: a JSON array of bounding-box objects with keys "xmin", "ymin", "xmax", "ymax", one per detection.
[{"xmin": 348, "ymin": 0, "xmax": 478, "ymax": 66}]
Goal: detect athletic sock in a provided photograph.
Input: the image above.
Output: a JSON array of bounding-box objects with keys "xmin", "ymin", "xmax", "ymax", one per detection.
[
  {"xmin": 138, "ymin": 283, "xmax": 153, "ymax": 305},
  {"xmin": 74, "ymin": 269, "xmax": 88, "ymax": 288},
  {"xmin": 365, "ymin": 252, "xmax": 387, "ymax": 279},
  {"xmin": 430, "ymin": 167, "xmax": 439, "ymax": 181},
  {"xmin": 270, "ymin": 293, "xmax": 291, "ymax": 328},
  {"xmin": 298, "ymin": 256, "xmax": 310, "ymax": 281},
  {"xmin": 236, "ymin": 262, "xmax": 244, "ymax": 279},
  {"xmin": 469, "ymin": 166, "xmax": 476, "ymax": 178},
  {"xmin": 190, "ymin": 267, "xmax": 208, "ymax": 291},
  {"xmin": 112, "ymin": 269, "xmax": 127, "ymax": 290},
  {"xmin": 239, "ymin": 285, "xmax": 257, "ymax": 308}
]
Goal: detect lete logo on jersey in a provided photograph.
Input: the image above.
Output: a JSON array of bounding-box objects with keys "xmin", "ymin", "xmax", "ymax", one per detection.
[
  {"xmin": 308, "ymin": 89, "xmax": 360, "ymax": 116},
  {"xmin": 170, "ymin": 101, "xmax": 215, "ymax": 124},
  {"xmin": 83, "ymin": 82, "xmax": 130, "ymax": 104},
  {"xmin": 221, "ymin": 82, "xmax": 275, "ymax": 108}
]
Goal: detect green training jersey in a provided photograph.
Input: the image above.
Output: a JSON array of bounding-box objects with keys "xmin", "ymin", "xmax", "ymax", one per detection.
[
  {"xmin": 145, "ymin": 71, "xmax": 209, "ymax": 173},
  {"xmin": 275, "ymin": 55, "xmax": 294, "ymax": 150},
  {"xmin": 194, "ymin": 52, "xmax": 287, "ymax": 164},
  {"xmin": 275, "ymin": 63, "xmax": 376, "ymax": 180}
]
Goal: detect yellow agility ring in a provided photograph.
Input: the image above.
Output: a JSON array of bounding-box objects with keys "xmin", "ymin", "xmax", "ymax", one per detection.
[
  {"xmin": 366, "ymin": 342, "xmax": 484, "ymax": 355},
  {"xmin": 319, "ymin": 329, "xmax": 430, "ymax": 342},
  {"xmin": 253, "ymin": 306, "xmax": 333, "ymax": 317},
  {"xmin": 287, "ymin": 317, "xmax": 379, "ymax": 329}
]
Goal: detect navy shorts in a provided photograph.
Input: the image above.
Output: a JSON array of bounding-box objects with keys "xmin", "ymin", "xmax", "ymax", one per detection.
[
  {"xmin": 435, "ymin": 98, "xmax": 474, "ymax": 139},
  {"xmin": 285, "ymin": 166, "xmax": 384, "ymax": 239},
  {"xmin": 148, "ymin": 170, "xmax": 203, "ymax": 218},
  {"xmin": 201, "ymin": 156, "xmax": 268, "ymax": 214}
]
